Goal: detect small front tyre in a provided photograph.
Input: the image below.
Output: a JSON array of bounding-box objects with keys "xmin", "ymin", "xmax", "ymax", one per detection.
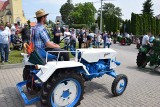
[
  {"xmin": 111, "ymin": 74, "xmax": 128, "ymax": 96},
  {"xmin": 41, "ymin": 70, "xmax": 85, "ymax": 107}
]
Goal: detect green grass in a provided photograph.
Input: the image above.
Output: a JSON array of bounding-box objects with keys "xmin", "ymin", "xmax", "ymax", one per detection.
[
  {"xmin": 0, "ymin": 50, "xmax": 23, "ymax": 65},
  {"xmin": 8, "ymin": 50, "xmax": 23, "ymax": 64}
]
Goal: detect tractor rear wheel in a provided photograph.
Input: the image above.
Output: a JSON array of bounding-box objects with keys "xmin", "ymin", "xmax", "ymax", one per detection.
[
  {"xmin": 136, "ymin": 52, "xmax": 147, "ymax": 68},
  {"xmin": 23, "ymin": 67, "xmax": 41, "ymax": 95},
  {"xmin": 23, "ymin": 67, "xmax": 30, "ymax": 80},
  {"xmin": 41, "ymin": 70, "xmax": 85, "ymax": 107}
]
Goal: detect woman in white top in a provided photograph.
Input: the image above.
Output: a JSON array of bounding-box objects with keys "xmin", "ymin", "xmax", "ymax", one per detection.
[
  {"xmin": 106, "ymin": 35, "xmax": 112, "ymax": 48},
  {"xmin": 70, "ymin": 29, "xmax": 77, "ymax": 48}
]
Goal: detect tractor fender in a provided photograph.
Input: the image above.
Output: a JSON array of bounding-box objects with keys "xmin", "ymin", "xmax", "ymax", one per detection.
[{"xmin": 36, "ymin": 61, "xmax": 88, "ymax": 82}]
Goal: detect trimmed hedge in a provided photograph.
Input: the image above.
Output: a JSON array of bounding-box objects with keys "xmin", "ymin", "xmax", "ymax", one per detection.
[{"xmin": 69, "ymin": 24, "xmax": 88, "ymax": 29}]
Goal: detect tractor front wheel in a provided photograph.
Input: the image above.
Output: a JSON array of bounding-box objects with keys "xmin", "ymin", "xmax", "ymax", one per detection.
[
  {"xmin": 111, "ymin": 74, "xmax": 128, "ymax": 96},
  {"xmin": 41, "ymin": 70, "xmax": 85, "ymax": 107}
]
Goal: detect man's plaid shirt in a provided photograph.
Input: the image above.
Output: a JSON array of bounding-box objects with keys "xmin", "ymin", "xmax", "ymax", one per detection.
[{"xmin": 31, "ymin": 23, "xmax": 50, "ymax": 49}]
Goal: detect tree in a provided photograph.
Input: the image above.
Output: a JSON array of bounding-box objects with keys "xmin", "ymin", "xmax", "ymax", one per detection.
[
  {"xmin": 156, "ymin": 18, "xmax": 160, "ymax": 35},
  {"xmin": 60, "ymin": 0, "xmax": 74, "ymax": 24},
  {"xmin": 27, "ymin": 20, "xmax": 31, "ymax": 28},
  {"xmin": 98, "ymin": 3, "xmax": 122, "ymax": 33},
  {"xmin": 69, "ymin": 2, "xmax": 97, "ymax": 25},
  {"xmin": 99, "ymin": 3, "xmax": 122, "ymax": 18},
  {"xmin": 48, "ymin": 20, "xmax": 55, "ymax": 27},
  {"xmin": 142, "ymin": 0, "xmax": 154, "ymax": 16}
]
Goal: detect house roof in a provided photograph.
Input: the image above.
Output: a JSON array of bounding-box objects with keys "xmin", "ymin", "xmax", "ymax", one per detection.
[
  {"xmin": 0, "ymin": 0, "xmax": 9, "ymax": 11},
  {"xmin": 30, "ymin": 22, "xmax": 36, "ymax": 27}
]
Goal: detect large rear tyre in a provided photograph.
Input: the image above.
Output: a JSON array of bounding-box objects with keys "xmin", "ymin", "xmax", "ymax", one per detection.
[
  {"xmin": 23, "ymin": 67, "xmax": 30, "ymax": 80},
  {"xmin": 127, "ymin": 39, "xmax": 132, "ymax": 45},
  {"xmin": 41, "ymin": 70, "xmax": 85, "ymax": 107},
  {"xmin": 111, "ymin": 74, "xmax": 128, "ymax": 96},
  {"xmin": 136, "ymin": 52, "xmax": 147, "ymax": 68},
  {"xmin": 23, "ymin": 67, "xmax": 41, "ymax": 95}
]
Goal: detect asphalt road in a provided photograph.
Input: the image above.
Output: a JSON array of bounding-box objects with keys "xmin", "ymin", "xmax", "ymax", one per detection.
[{"xmin": 0, "ymin": 43, "xmax": 160, "ymax": 107}]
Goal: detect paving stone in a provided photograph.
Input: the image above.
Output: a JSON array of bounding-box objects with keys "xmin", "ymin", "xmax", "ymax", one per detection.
[{"xmin": 0, "ymin": 44, "xmax": 160, "ymax": 107}]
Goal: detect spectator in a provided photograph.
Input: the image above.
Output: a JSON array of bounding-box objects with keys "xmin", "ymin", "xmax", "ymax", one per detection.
[
  {"xmin": 78, "ymin": 29, "xmax": 83, "ymax": 49},
  {"xmin": 21, "ymin": 24, "xmax": 31, "ymax": 44},
  {"xmin": 103, "ymin": 32, "xmax": 107, "ymax": 48},
  {"xmin": 5, "ymin": 22, "xmax": 11, "ymax": 35},
  {"xmin": 53, "ymin": 26, "xmax": 63, "ymax": 45},
  {"xmin": 86, "ymin": 31, "xmax": 92, "ymax": 48},
  {"xmin": 70, "ymin": 29, "xmax": 76, "ymax": 48},
  {"xmin": 83, "ymin": 34, "xmax": 87, "ymax": 48},
  {"xmin": 0, "ymin": 23, "xmax": 10, "ymax": 63},
  {"xmin": 142, "ymin": 33, "xmax": 150, "ymax": 46},
  {"xmin": 5, "ymin": 22, "xmax": 11, "ymax": 51},
  {"xmin": 106, "ymin": 35, "xmax": 112, "ymax": 48},
  {"xmin": 15, "ymin": 23, "xmax": 20, "ymax": 36},
  {"xmin": 93, "ymin": 34, "xmax": 97, "ymax": 47},
  {"xmin": 110, "ymin": 31, "xmax": 114, "ymax": 38},
  {"xmin": 130, "ymin": 33, "xmax": 134, "ymax": 43},
  {"xmin": 10, "ymin": 24, "xmax": 16, "ymax": 43},
  {"xmin": 63, "ymin": 28, "xmax": 71, "ymax": 50},
  {"xmin": 96, "ymin": 32, "xmax": 101, "ymax": 48}
]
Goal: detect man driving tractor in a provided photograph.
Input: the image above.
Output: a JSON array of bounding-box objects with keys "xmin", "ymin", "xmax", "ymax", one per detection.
[{"xmin": 31, "ymin": 9, "xmax": 69, "ymax": 61}]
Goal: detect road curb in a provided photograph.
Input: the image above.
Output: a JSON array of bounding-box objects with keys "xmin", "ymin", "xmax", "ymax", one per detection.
[{"xmin": 0, "ymin": 63, "xmax": 22, "ymax": 69}]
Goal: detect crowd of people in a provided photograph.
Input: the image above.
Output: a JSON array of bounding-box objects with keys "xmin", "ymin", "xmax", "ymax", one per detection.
[
  {"xmin": 1, "ymin": 9, "xmax": 160, "ymax": 64},
  {"xmin": 53, "ymin": 26, "xmax": 114, "ymax": 49},
  {"xmin": 0, "ymin": 22, "xmax": 31, "ymax": 64}
]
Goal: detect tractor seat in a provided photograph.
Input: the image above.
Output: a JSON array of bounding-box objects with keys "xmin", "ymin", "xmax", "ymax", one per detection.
[{"xmin": 36, "ymin": 48, "xmax": 57, "ymax": 61}]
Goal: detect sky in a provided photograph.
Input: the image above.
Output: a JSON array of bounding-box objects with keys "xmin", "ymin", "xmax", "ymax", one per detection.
[{"xmin": 20, "ymin": 0, "xmax": 160, "ymax": 22}]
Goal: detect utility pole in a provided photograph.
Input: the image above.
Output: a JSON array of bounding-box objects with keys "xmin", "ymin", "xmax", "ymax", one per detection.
[
  {"xmin": 100, "ymin": 0, "xmax": 114, "ymax": 33},
  {"xmin": 100, "ymin": 0, "xmax": 103, "ymax": 33}
]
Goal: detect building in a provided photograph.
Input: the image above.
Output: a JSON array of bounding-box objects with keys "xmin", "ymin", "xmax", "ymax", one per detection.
[
  {"xmin": 55, "ymin": 16, "xmax": 64, "ymax": 25},
  {"xmin": 30, "ymin": 22, "xmax": 36, "ymax": 27},
  {"xmin": 0, "ymin": 0, "xmax": 27, "ymax": 25},
  {"xmin": 156, "ymin": 14, "xmax": 160, "ymax": 19}
]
